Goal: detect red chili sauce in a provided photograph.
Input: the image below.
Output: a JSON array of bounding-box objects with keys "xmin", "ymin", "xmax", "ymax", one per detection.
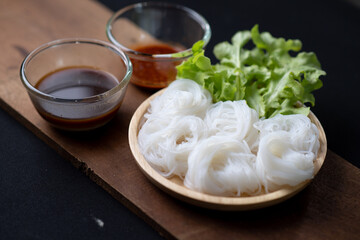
[{"xmin": 130, "ymin": 43, "xmax": 184, "ymax": 88}]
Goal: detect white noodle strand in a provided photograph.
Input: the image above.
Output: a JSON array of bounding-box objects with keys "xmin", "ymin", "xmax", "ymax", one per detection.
[
  {"xmin": 204, "ymin": 100, "xmax": 259, "ymax": 151},
  {"xmin": 184, "ymin": 136, "xmax": 261, "ymax": 196},
  {"xmin": 138, "ymin": 79, "xmax": 211, "ymax": 177},
  {"xmin": 147, "ymin": 79, "xmax": 212, "ymax": 119},
  {"xmin": 254, "ymin": 114, "xmax": 319, "ymax": 192},
  {"xmin": 137, "ymin": 79, "xmax": 320, "ymax": 196}
]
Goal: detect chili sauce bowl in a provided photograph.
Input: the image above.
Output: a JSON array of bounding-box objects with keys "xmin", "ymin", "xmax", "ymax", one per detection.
[{"xmin": 106, "ymin": 2, "xmax": 211, "ymax": 89}]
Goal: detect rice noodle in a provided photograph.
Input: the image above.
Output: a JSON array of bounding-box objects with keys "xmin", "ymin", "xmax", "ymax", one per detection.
[
  {"xmin": 138, "ymin": 79, "xmax": 211, "ymax": 177},
  {"xmin": 254, "ymin": 114, "xmax": 320, "ymax": 192},
  {"xmin": 146, "ymin": 79, "xmax": 212, "ymax": 119},
  {"xmin": 204, "ymin": 100, "xmax": 259, "ymax": 151},
  {"xmin": 184, "ymin": 136, "xmax": 261, "ymax": 196},
  {"xmin": 138, "ymin": 115, "xmax": 207, "ymax": 178},
  {"xmin": 137, "ymin": 79, "xmax": 320, "ymax": 196}
]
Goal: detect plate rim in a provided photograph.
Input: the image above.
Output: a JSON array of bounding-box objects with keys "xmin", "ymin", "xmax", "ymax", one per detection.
[{"xmin": 128, "ymin": 89, "xmax": 327, "ymax": 211}]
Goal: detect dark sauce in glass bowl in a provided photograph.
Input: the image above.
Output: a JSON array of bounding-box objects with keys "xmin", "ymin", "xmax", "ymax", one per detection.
[{"xmin": 34, "ymin": 66, "xmax": 123, "ymax": 130}]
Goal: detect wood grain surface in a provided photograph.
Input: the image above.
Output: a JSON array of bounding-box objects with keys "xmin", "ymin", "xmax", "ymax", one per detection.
[{"xmin": 0, "ymin": 0, "xmax": 359, "ymax": 239}]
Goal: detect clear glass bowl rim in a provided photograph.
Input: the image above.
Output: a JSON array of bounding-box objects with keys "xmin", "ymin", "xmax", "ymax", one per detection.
[
  {"xmin": 20, "ymin": 38, "xmax": 133, "ymax": 103},
  {"xmin": 106, "ymin": 1, "xmax": 212, "ymax": 60}
]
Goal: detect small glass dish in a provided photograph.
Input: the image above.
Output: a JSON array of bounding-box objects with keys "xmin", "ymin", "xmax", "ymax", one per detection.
[
  {"xmin": 20, "ymin": 38, "xmax": 132, "ymax": 131},
  {"xmin": 106, "ymin": 2, "xmax": 211, "ymax": 89}
]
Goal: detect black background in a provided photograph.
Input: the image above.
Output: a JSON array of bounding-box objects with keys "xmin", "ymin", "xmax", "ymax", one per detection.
[{"xmin": 1, "ymin": 0, "xmax": 359, "ymax": 239}]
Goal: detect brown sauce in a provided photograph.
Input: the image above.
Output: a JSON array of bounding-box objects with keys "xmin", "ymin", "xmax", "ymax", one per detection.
[
  {"xmin": 37, "ymin": 102, "xmax": 122, "ymax": 131},
  {"xmin": 35, "ymin": 66, "xmax": 119, "ymax": 98},
  {"xmin": 35, "ymin": 66, "xmax": 121, "ymax": 130},
  {"xmin": 130, "ymin": 43, "xmax": 184, "ymax": 88}
]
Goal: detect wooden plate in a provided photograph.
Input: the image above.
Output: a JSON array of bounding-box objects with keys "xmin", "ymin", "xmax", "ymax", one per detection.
[{"xmin": 128, "ymin": 89, "xmax": 327, "ymax": 211}]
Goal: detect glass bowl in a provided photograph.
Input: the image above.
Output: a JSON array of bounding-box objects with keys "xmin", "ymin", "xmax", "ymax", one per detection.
[
  {"xmin": 20, "ymin": 38, "xmax": 132, "ymax": 131},
  {"xmin": 106, "ymin": 2, "xmax": 211, "ymax": 88}
]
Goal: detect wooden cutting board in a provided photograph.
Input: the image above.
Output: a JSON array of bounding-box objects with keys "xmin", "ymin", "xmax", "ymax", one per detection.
[{"xmin": 1, "ymin": 0, "xmax": 359, "ymax": 239}]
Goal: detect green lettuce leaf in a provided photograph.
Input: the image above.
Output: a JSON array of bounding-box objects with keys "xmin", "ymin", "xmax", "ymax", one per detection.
[{"xmin": 176, "ymin": 25, "xmax": 326, "ymax": 118}]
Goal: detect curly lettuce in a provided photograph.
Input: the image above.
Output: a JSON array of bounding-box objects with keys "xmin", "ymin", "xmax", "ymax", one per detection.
[{"xmin": 176, "ymin": 25, "xmax": 326, "ymax": 118}]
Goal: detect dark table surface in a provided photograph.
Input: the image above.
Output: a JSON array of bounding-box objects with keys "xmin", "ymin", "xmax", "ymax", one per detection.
[{"xmin": 1, "ymin": 0, "xmax": 359, "ymax": 239}]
